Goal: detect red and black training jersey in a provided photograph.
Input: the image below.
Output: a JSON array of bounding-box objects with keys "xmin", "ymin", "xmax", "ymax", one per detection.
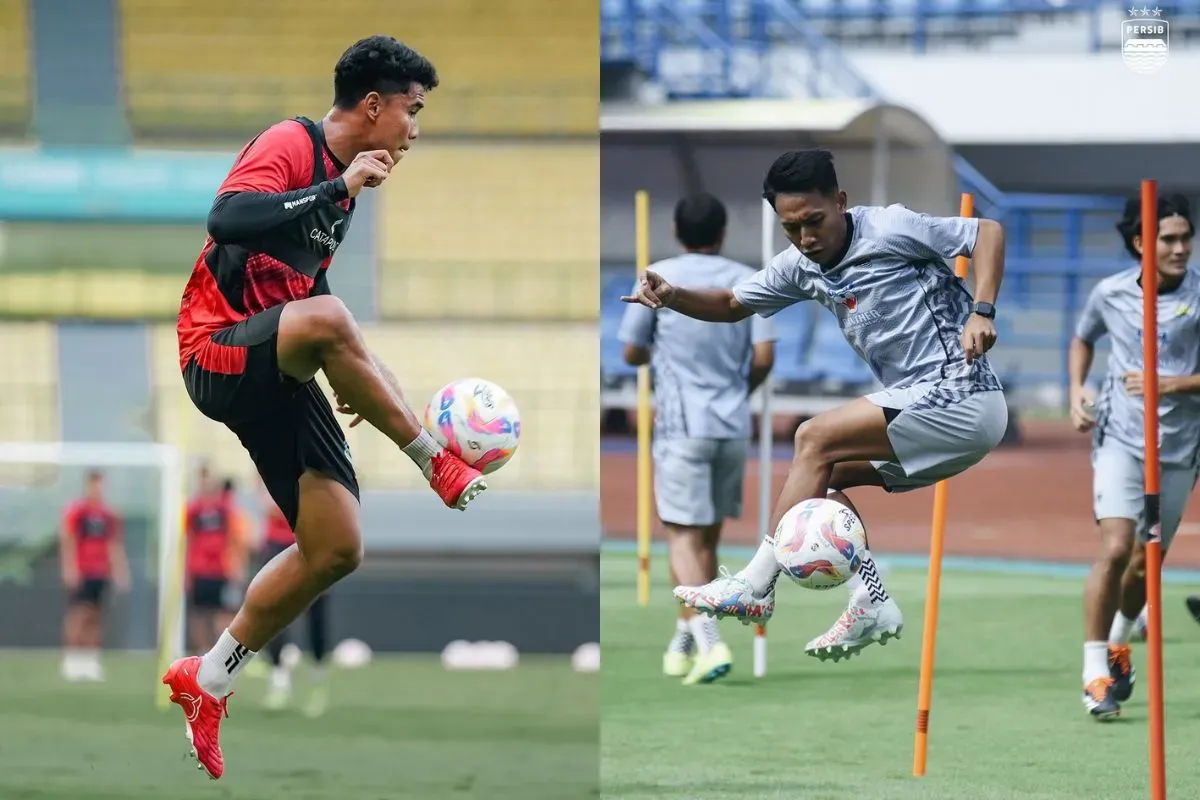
[
  {"xmin": 185, "ymin": 494, "xmax": 234, "ymax": 580},
  {"xmin": 264, "ymin": 499, "xmax": 295, "ymax": 547},
  {"xmin": 177, "ymin": 116, "xmax": 355, "ymax": 375},
  {"xmin": 62, "ymin": 499, "xmax": 121, "ymax": 579}
]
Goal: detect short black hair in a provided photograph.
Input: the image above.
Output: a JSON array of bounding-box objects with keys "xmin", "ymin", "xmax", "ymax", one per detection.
[
  {"xmin": 674, "ymin": 193, "xmax": 727, "ymax": 250},
  {"xmin": 762, "ymin": 149, "xmax": 839, "ymax": 208},
  {"xmin": 1116, "ymin": 192, "xmax": 1194, "ymax": 260},
  {"xmin": 333, "ymin": 35, "xmax": 439, "ymax": 110}
]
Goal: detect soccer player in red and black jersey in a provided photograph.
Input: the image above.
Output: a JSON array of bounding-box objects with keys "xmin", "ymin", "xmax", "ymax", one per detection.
[
  {"xmin": 184, "ymin": 466, "xmax": 251, "ymax": 653},
  {"xmin": 162, "ymin": 36, "xmax": 485, "ymax": 779},
  {"xmin": 59, "ymin": 469, "xmax": 130, "ymax": 682}
]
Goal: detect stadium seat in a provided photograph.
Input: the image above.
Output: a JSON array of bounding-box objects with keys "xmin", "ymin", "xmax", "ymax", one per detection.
[
  {"xmin": 0, "ymin": 0, "xmax": 31, "ymax": 137},
  {"xmin": 119, "ymin": 0, "xmax": 595, "ymax": 138},
  {"xmin": 805, "ymin": 310, "xmax": 874, "ymax": 389},
  {"xmin": 768, "ymin": 302, "xmax": 819, "ymax": 387},
  {"xmin": 600, "ymin": 274, "xmax": 636, "ymax": 384},
  {"xmin": 377, "ymin": 142, "xmax": 597, "ymax": 322},
  {"xmin": 0, "ymin": 323, "xmax": 59, "ymax": 447}
]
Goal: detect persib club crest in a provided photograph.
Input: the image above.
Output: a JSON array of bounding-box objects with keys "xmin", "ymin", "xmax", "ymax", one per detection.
[{"xmin": 1122, "ymin": 7, "xmax": 1169, "ymax": 75}]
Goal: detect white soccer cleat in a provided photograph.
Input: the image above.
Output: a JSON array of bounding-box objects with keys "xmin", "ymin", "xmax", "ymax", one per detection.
[
  {"xmin": 673, "ymin": 567, "xmax": 775, "ymax": 624},
  {"xmin": 805, "ymin": 597, "xmax": 904, "ymax": 662}
]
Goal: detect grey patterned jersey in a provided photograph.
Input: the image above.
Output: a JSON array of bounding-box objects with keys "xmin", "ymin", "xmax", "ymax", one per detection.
[
  {"xmin": 619, "ymin": 253, "xmax": 776, "ymax": 440},
  {"xmin": 732, "ymin": 204, "xmax": 1003, "ymax": 397},
  {"xmin": 1076, "ymin": 266, "xmax": 1200, "ymax": 467}
]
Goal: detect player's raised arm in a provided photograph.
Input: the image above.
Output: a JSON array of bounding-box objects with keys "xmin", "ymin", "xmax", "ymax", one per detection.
[
  {"xmin": 621, "ymin": 270, "xmax": 751, "ymax": 322},
  {"xmin": 205, "ymin": 124, "xmax": 392, "ymax": 245}
]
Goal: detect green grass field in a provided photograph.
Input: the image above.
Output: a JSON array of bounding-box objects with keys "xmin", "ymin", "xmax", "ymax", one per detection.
[
  {"xmin": 601, "ymin": 553, "xmax": 1200, "ymax": 799},
  {"xmin": 0, "ymin": 651, "xmax": 597, "ymax": 799}
]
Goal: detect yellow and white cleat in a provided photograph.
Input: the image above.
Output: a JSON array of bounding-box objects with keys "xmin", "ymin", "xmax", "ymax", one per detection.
[{"xmin": 681, "ymin": 642, "xmax": 733, "ymax": 686}]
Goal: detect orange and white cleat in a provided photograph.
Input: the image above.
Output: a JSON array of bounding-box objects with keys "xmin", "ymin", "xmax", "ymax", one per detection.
[
  {"xmin": 429, "ymin": 451, "xmax": 487, "ymax": 510},
  {"xmin": 162, "ymin": 656, "xmax": 232, "ymax": 779}
]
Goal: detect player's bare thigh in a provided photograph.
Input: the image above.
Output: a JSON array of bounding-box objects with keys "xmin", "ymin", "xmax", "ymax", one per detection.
[
  {"xmin": 294, "ymin": 469, "xmax": 363, "ymax": 579},
  {"xmin": 276, "ymin": 296, "xmax": 362, "ymax": 384},
  {"xmin": 792, "ymin": 396, "xmax": 898, "ymax": 466}
]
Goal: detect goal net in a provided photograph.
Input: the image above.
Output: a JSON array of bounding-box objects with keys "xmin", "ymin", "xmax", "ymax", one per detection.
[{"xmin": 0, "ymin": 441, "xmax": 185, "ymax": 705}]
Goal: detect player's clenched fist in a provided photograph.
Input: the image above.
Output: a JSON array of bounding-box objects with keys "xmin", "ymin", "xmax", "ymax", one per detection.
[
  {"xmin": 342, "ymin": 150, "xmax": 395, "ymax": 197},
  {"xmin": 621, "ymin": 270, "xmax": 676, "ymax": 310}
]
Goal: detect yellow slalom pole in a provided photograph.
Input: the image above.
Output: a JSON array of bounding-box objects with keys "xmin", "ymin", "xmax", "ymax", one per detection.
[{"xmin": 635, "ymin": 189, "xmax": 652, "ymax": 607}]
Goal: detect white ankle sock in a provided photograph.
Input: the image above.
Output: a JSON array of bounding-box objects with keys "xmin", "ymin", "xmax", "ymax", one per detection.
[
  {"xmin": 1083, "ymin": 641, "xmax": 1109, "ymax": 684},
  {"xmin": 1109, "ymin": 612, "xmax": 1137, "ymax": 646},
  {"xmin": 740, "ymin": 539, "xmax": 781, "ymax": 595},
  {"xmin": 850, "ymin": 552, "xmax": 889, "ymax": 607},
  {"xmin": 197, "ymin": 629, "xmax": 256, "ymax": 698},
  {"xmin": 402, "ymin": 429, "xmax": 442, "ymax": 477},
  {"xmin": 688, "ymin": 615, "xmax": 721, "ymax": 655},
  {"xmin": 667, "ymin": 619, "xmax": 694, "ymax": 655}
]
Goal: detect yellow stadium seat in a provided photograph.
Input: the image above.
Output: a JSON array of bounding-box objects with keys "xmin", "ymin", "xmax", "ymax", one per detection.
[
  {"xmin": 0, "ymin": 323, "xmax": 60, "ymax": 483},
  {"xmin": 378, "ymin": 142, "xmax": 598, "ymax": 321},
  {"xmin": 119, "ymin": 0, "xmax": 595, "ymax": 137},
  {"xmin": 0, "ymin": 0, "xmax": 31, "ymax": 135}
]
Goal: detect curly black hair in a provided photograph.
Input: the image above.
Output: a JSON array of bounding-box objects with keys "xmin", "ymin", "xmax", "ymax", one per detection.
[
  {"xmin": 1116, "ymin": 192, "xmax": 1194, "ymax": 261},
  {"xmin": 333, "ymin": 35, "xmax": 439, "ymax": 110}
]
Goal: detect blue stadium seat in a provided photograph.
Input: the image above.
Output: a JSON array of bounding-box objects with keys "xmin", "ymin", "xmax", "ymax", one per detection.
[
  {"xmin": 768, "ymin": 302, "xmax": 819, "ymax": 386},
  {"xmin": 806, "ymin": 310, "xmax": 874, "ymax": 387}
]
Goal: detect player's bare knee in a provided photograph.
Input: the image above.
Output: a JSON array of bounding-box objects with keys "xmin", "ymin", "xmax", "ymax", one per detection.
[
  {"xmin": 793, "ymin": 418, "xmax": 834, "ymax": 466},
  {"xmin": 1101, "ymin": 534, "xmax": 1134, "ymax": 568},
  {"xmin": 303, "ymin": 295, "xmax": 358, "ymax": 352}
]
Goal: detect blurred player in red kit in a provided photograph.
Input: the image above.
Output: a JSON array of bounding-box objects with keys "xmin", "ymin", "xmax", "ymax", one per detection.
[
  {"xmin": 163, "ymin": 35, "xmax": 486, "ymax": 779},
  {"xmin": 259, "ymin": 480, "xmax": 333, "ymax": 717},
  {"xmin": 184, "ymin": 466, "xmax": 252, "ymax": 653},
  {"xmin": 59, "ymin": 469, "xmax": 130, "ymax": 682}
]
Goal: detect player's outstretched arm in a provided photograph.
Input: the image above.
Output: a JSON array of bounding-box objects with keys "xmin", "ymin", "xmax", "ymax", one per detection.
[{"xmin": 621, "ymin": 270, "xmax": 752, "ymax": 322}]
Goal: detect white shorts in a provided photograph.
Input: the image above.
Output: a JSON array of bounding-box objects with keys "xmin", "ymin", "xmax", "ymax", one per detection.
[
  {"xmin": 653, "ymin": 437, "xmax": 748, "ymax": 527},
  {"xmin": 1092, "ymin": 444, "xmax": 1198, "ymax": 549},
  {"xmin": 865, "ymin": 384, "xmax": 1008, "ymax": 493}
]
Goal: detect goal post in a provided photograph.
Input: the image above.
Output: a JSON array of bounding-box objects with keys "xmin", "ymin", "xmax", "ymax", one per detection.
[{"xmin": 0, "ymin": 441, "xmax": 186, "ymax": 706}]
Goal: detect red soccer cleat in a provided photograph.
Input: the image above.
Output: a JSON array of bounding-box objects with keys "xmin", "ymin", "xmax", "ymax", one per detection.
[
  {"xmin": 162, "ymin": 656, "xmax": 232, "ymax": 779},
  {"xmin": 429, "ymin": 451, "xmax": 488, "ymax": 510}
]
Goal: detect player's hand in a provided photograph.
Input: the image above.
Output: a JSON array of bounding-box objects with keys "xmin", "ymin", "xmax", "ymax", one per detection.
[
  {"xmin": 342, "ymin": 150, "xmax": 395, "ymax": 197},
  {"xmin": 63, "ymin": 571, "xmax": 80, "ymax": 591},
  {"xmin": 961, "ymin": 313, "xmax": 997, "ymax": 365},
  {"xmin": 114, "ymin": 573, "xmax": 131, "ymax": 594},
  {"xmin": 1069, "ymin": 386, "xmax": 1096, "ymax": 433},
  {"xmin": 334, "ymin": 392, "xmax": 365, "ymax": 428},
  {"xmin": 1122, "ymin": 371, "xmax": 1179, "ymax": 397},
  {"xmin": 621, "ymin": 270, "xmax": 676, "ymax": 310}
]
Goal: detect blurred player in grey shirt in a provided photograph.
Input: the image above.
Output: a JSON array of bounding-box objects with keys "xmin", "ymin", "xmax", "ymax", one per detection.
[
  {"xmin": 619, "ymin": 193, "xmax": 776, "ymax": 686},
  {"xmin": 1069, "ymin": 193, "xmax": 1200, "ymax": 720}
]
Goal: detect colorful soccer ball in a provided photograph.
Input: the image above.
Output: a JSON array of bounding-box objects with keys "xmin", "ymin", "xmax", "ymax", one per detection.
[
  {"xmin": 773, "ymin": 498, "xmax": 867, "ymax": 590},
  {"xmin": 424, "ymin": 378, "xmax": 521, "ymax": 474}
]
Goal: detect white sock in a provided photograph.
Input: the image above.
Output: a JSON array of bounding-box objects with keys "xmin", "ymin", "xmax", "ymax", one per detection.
[
  {"xmin": 270, "ymin": 667, "xmax": 291, "ymax": 692},
  {"xmin": 197, "ymin": 629, "xmax": 256, "ymax": 698},
  {"xmin": 688, "ymin": 615, "xmax": 721, "ymax": 655},
  {"xmin": 667, "ymin": 619, "xmax": 694, "ymax": 655},
  {"xmin": 850, "ymin": 552, "xmax": 889, "ymax": 607},
  {"xmin": 310, "ymin": 664, "xmax": 329, "ymax": 684},
  {"xmin": 402, "ymin": 429, "xmax": 442, "ymax": 478},
  {"xmin": 1109, "ymin": 611, "xmax": 1137, "ymax": 646},
  {"xmin": 1083, "ymin": 640, "xmax": 1109, "ymax": 684},
  {"xmin": 739, "ymin": 538, "xmax": 782, "ymax": 595}
]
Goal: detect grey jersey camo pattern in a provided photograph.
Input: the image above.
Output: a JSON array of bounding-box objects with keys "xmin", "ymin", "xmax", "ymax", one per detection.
[
  {"xmin": 1076, "ymin": 266, "xmax": 1200, "ymax": 467},
  {"xmin": 732, "ymin": 204, "xmax": 1003, "ymax": 403}
]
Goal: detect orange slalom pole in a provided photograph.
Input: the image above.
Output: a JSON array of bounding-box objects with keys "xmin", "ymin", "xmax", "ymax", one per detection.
[
  {"xmin": 913, "ymin": 192, "xmax": 973, "ymax": 777},
  {"xmin": 1141, "ymin": 179, "xmax": 1167, "ymax": 800}
]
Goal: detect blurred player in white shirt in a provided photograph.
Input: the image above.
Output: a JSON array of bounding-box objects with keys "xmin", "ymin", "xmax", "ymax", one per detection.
[
  {"xmin": 1068, "ymin": 193, "xmax": 1199, "ymax": 719},
  {"xmin": 619, "ymin": 193, "xmax": 776, "ymax": 685},
  {"xmin": 623, "ymin": 149, "xmax": 1008, "ymax": 662}
]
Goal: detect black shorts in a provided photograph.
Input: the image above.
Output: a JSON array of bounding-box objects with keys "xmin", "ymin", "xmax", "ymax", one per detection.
[
  {"xmin": 190, "ymin": 577, "xmax": 228, "ymax": 611},
  {"xmin": 70, "ymin": 578, "xmax": 107, "ymax": 607},
  {"xmin": 182, "ymin": 304, "xmax": 359, "ymax": 528}
]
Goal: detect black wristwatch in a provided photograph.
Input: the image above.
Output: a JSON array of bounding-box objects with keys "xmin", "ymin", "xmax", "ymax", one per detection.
[{"xmin": 972, "ymin": 302, "xmax": 996, "ymax": 319}]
